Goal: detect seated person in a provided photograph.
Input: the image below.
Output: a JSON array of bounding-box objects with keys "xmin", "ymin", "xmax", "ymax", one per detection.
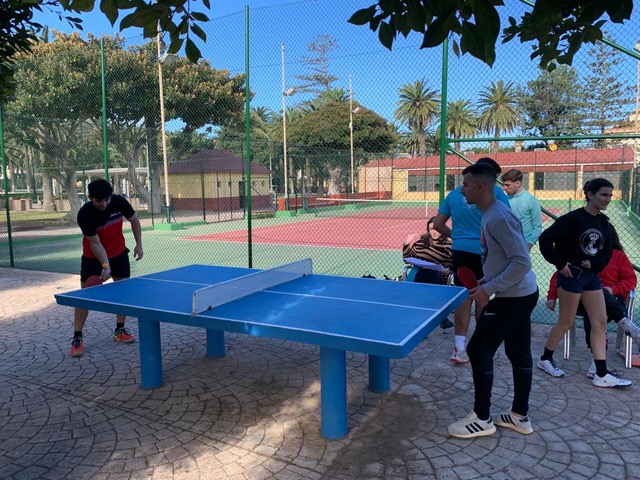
[
  {"xmin": 403, "ymin": 216, "xmax": 452, "ymax": 283},
  {"xmin": 403, "ymin": 217, "xmax": 453, "ymax": 328},
  {"xmin": 546, "ymin": 224, "xmax": 638, "ymax": 351}
]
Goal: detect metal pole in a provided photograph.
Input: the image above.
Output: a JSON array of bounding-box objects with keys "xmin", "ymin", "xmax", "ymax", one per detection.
[
  {"xmin": 281, "ymin": 42, "xmax": 289, "ymax": 208},
  {"xmin": 245, "ymin": 6, "xmax": 253, "ymax": 267},
  {"xmin": 157, "ymin": 32, "xmax": 171, "ymax": 223},
  {"xmin": 0, "ymin": 103, "xmax": 14, "ymax": 267},
  {"xmin": 349, "ymin": 73, "xmax": 355, "ymax": 196},
  {"xmin": 100, "ymin": 37, "xmax": 109, "ymax": 180},
  {"xmin": 438, "ymin": 38, "xmax": 449, "ymax": 203}
]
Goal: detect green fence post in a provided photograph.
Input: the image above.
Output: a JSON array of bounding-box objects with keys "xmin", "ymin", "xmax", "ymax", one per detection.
[{"xmin": 0, "ymin": 103, "xmax": 14, "ymax": 267}]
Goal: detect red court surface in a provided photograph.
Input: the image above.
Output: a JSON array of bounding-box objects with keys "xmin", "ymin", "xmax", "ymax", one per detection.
[
  {"xmin": 183, "ymin": 207, "xmax": 564, "ymax": 250},
  {"xmin": 184, "ymin": 216, "xmax": 429, "ymax": 250}
]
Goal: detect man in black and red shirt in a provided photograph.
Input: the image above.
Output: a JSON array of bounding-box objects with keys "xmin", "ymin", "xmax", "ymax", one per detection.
[{"xmin": 71, "ymin": 179, "xmax": 144, "ymax": 357}]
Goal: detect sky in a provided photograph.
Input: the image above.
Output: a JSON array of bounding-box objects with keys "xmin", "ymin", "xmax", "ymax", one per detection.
[{"xmin": 33, "ymin": 1, "xmax": 640, "ymax": 144}]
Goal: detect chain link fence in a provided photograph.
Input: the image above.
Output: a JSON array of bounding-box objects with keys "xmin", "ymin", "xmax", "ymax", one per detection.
[{"xmin": 2, "ymin": 0, "xmax": 640, "ymax": 325}]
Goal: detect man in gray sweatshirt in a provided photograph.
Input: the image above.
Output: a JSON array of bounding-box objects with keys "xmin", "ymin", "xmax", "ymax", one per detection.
[{"xmin": 448, "ymin": 162, "xmax": 539, "ymax": 439}]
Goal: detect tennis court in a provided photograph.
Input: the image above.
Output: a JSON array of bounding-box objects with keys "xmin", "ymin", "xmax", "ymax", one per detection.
[{"xmin": 185, "ymin": 198, "xmax": 437, "ymax": 250}]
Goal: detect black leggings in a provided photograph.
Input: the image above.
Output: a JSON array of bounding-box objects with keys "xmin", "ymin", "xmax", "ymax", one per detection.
[{"xmin": 467, "ymin": 290, "xmax": 539, "ymax": 420}]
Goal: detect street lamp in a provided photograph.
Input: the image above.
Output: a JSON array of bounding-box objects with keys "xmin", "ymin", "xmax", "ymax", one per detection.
[
  {"xmin": 349, "ymin": 73, "xmax": 360, "ymax": 196},
  {"xmin": 156, "ymin": 32, "xmax": 174, "ymax": 224},
  {"xmin": 633, "ymin": 41, "xmax": 640, "ymax": 203},
  {"xmin": 281, "ymin": 42, "xmax": 297, "ymax": 208}
]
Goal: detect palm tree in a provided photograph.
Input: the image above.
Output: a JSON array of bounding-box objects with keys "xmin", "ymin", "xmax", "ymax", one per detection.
[
  {"xmin": 444, "ymin": 100, "xmax": 478, "ymax": 151},
  {"xmin": 477, "ymin": 80, "xmax": 522, "ymax": 149},
  {"xmin": 394, "ymin": 79, "xmax": 440, "ymax": 157}
]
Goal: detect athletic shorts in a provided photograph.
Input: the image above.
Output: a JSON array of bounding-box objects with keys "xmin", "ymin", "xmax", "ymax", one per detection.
[
  {"xmin": 80, "ymin": 248, "xmax": 131, "ymax": 282},
  {"xmin": 451, "ymin": 250, "xmax": 483, "ymax": 287},
  {"xmin": 556, "ymin": 265, "xmax": 601, "ymax": 293}
]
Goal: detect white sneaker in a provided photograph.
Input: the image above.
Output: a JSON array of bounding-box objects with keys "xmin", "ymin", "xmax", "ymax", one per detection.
[
  {"xmin": 536, "ymin": 359, "xmax": 565, "ymax": 377},
  {"xmin": 620, "ymin": 318, "xmax": 640, "ymax": 339},
  {"xmin": 448, "ymin": 411, "xmax": 496, "ymax": 438},
  {"xmin": 450, "ymin": 347, "xmax": 469, "ymax": 364},
  {"xmin": 493, "ymin": 412, "xmax": 534, "ymax": 435},
  {"xmin": 592, "ymin": 372, "xmax": 632, "ymax": 388},
  {"xmin": 586, "ymin": 360, "xmax": 596, "ymax": 379}
]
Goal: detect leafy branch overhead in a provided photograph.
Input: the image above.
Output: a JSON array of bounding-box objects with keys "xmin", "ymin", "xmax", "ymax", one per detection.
[
  {"xmin": 0, "ymin": 0, "xmax": 211, "ymax": 103},
  {"xmin": 61, "ymin": 0, "xmax": 210, "ymax": 61},
  {"xmin": 348, "ymin": 0, "xmax": 633, "ymax": 71}
]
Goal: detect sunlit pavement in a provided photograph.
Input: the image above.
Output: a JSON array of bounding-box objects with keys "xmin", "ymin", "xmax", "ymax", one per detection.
[{"xmin": 1, "ymin": 267, "xmax": 639, "ymax": 480}]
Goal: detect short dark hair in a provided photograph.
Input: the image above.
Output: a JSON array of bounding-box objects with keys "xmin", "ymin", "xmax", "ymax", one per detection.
[
  {"xmin": 476, "ymin": 157, "xmax": 501, "ymax": 175},
  {"xmin": 583, "ymin": 178, "xmax": 613, "ymax": 201},
  {"xmin": 88, "ymin": 179, "xmax": 113, "ymax": 200},
  {"xmin": 462, "ymin": 162, "xmax": 498, "ymax": 185},
  {"xmin": 501, "ymin": 169, "xmax": 523, "ymax": 183}
]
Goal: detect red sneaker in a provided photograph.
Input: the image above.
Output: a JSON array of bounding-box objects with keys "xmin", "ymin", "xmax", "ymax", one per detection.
[
  {"xmin": 70, "ymin": 336, "xmax": 84, "ymax": 357},
  {"xmin": 113, "ymin": 327, "xmax": 136, "ymax": 343}
]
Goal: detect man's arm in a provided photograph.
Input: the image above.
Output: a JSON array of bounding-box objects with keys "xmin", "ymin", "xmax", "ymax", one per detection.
[
  {"xmin": 527, "ymin": 196, "xmax": 543, "ymax": 248},
  {"xmin": 432, "ymin": 212, "xmax": 451, "ymax": 238},
  {"xmin": 87, "ymin": 235, "xmax": 111, "ymax": 281},
  {"xmin": 128, "ymin": 214, "xmax": 144, "ymax": 261}
]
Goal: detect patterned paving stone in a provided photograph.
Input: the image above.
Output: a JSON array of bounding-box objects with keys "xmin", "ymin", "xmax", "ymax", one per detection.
[{"xmin": 0, "ymin": 267, "xmax": 639, "ymax": 479}]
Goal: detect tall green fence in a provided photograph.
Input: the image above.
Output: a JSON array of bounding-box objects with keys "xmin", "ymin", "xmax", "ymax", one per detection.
[{"xmin": 2, "ymin": 0, "xmax": 640, "ymax": 326}]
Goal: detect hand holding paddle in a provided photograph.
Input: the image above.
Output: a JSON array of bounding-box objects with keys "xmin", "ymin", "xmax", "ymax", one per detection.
[
  {"xmin": 84, "ymin": 275, "xmax": 103, "ymax": 288},
  {"xmin": 457, "ymin": 266, "xmax": 478, "ymax": 289}
]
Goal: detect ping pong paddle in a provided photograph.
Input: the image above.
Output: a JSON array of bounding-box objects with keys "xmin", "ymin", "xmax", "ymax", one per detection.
[
  {"xmin": 84, "ymin": 275, "xmax": 103, "ymax": 287},
  {"xmin": 457, "ymin": 266, "xmax": 478, "ymax": 289}
]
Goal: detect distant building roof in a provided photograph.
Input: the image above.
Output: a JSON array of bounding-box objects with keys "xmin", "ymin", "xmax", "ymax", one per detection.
[
  {"xmin": 364, "ymin": 147, "xmax": 635, "ymax": 174},
  {"xmin": 167, "ymin": 149, "xmax": 270, "ymax": 174}
]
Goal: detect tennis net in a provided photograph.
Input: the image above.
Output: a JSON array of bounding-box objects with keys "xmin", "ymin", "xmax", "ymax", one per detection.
[{"xmin": 313, "ymin": 198, "xmax": 435, "ymax": 219}]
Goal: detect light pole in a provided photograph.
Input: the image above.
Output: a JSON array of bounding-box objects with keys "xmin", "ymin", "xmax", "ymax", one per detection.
[
  {"xmin": 633, "ymin": 41, "xmax": 640, "ymax": 204},
  {"xmin": 349, "ymin": 73, "xmax": 360, "ymax": 196},
  {"xmin": 157, "ymin": 32, "xmax": 172, "ymax": 223},
  {"xmin": 281, "ymin": 42, "xmax": 296, "ymax": 209}
]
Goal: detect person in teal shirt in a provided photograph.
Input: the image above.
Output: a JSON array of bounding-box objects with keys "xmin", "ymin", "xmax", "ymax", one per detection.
[
  {"xmin": 433, "ymin": 157, "xmax": 510, "ymax": 364},
  {"xmin": 501, "ymin": 169, "xmax": 543, "ymax": 251}
]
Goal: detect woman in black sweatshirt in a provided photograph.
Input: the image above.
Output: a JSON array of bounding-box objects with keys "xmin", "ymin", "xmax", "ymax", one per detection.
[{"xmin": 536, "ymin": 178, "xmax": 631, "ymax": 388}]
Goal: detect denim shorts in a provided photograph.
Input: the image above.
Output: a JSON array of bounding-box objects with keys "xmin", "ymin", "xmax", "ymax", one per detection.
[{"xmin": 556, "ymin": 265, "xmax": 601, "ymax": 293}]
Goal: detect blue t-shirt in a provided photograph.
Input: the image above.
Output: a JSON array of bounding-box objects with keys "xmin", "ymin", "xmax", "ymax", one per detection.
[{"xmin": 438, "ymin": 186, "xmax": 510, "ymax": 254}]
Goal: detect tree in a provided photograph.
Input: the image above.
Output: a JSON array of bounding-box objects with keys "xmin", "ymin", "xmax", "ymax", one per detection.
[
  {"xmin": 477, "ymin": 80, "xmax": 522, "ymax": 148},
  {"xmin": 294, "ymin": 34, "xmax": 339, "ymax": 94},
  {"xmin": 287, "ymin": 101, "xmax": 395, "ymax": 194},
  {"xmin": 1, "ymin": 0, "xmax": 213, "ymax": 103},
  {"xmin": 440, "ymin": 100, "xmax": 478, "ymax": 151},
  {"xmin": 394, "ymin": 79, "xmax": 440, "ymax": 157},
  {"xmin": 348, "ymin": 1, "xmax": 633, "ymax": 71},
  {"xmin": 6, "ymin": 32, "xmax": 245, "ymax": 217},
  {"xmin": 7, "ymin": 32, "xmax": 104, "ymax": 216},
  {"xmin": 583, "ymin": 37, "xmax": 634, "ymax": 135},
  {"xmin": 519, "ymin": 66, "xmax": 587, "ymax": 143}
]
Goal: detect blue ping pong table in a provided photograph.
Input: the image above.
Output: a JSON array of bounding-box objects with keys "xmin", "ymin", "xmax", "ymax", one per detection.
[{"xmin": 55, "ymin": 263, "xmax": 467, "ymax": 439}]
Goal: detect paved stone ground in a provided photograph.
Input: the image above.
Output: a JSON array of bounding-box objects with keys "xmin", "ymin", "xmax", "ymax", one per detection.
[{"xmin": 1, "ymin": 267, "xmax": 639, "ymax": 480}]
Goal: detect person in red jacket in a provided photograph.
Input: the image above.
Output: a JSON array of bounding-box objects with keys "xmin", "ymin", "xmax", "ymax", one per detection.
[{"xmin": 546, "ymin": 224, "xmax": 638, "ymax": 373}]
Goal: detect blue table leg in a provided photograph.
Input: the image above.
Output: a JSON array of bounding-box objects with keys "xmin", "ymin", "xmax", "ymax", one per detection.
[
  {"xmin": 368, "ymin": 355, "xmax": 390, "ymax": 393},
  {"xmin": 320, "ymin": 346, "xmax": 347, "ymax": 439},
  {"xmin": 206, "ymin": 329, "xmax": 226, "ymax": 357},
  {"xmin": 138, "ymin": 318, "xmax": 163, "ymax": 389}
]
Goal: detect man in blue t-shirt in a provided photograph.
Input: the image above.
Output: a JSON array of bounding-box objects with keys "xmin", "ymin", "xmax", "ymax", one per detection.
[{"xmin": 433, "ymin": 158, "xmax": 510, "ymax": 364}]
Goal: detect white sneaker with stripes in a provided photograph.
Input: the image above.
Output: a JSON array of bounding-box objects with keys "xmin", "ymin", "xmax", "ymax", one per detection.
[
  {"xmin": 493, "ymin": 411, "xmax": 534, "ymax": 435},
  {"xmin": 448, "ymin": 411, "xmax": 496, "ymax": 439}
]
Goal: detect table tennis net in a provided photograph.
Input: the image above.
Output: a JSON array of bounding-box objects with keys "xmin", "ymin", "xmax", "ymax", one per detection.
[{"xmin": 192, "ymin": 258, "xmax": 313, "ymax": 315}]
